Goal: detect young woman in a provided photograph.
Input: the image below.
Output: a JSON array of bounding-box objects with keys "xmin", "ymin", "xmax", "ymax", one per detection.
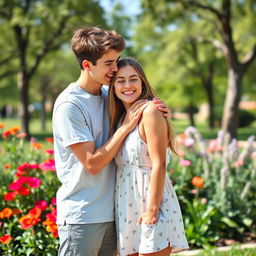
[{"xmin": 108, "ymin": 57, "xmax": 189, "ymax": 256}]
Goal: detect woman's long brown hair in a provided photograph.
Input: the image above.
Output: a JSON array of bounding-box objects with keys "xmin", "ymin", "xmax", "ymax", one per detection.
[{"xmin": 108, "ymin": 57, "xmax": 177, "ymax": 155}]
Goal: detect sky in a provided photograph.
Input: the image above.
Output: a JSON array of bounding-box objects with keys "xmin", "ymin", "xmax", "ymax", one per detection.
[{"xmin": 99, "ymin": 0, "xmax": 141, "ymax": 16}]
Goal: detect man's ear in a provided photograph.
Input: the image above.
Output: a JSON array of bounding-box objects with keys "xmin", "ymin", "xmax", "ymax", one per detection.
[{"xmin": 82, "ymin": 60, "xmax": 91, "ymax": 70}]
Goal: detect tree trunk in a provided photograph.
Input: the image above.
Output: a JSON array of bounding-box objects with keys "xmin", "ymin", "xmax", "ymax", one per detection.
[
  {"xmin": 188, "ymin": 104, "xmax": 195, "ymax": 127},
  {"xmin": 41, "ymin": 97, "xmax": 46, "ymax": 131},
  {"xmin": 221, "ymin": 67, "xmax": 243, "ymax": 138},
  {"xmin": 18, "ymin": 71, "xmax": 31, "ymax": 138},
  {"xmin": 205, "ymin": 81, "xmax": 215, "ymax": 129}
]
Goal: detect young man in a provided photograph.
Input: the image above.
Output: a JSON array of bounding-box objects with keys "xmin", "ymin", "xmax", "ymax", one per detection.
[{"xmin": 53, "ymin": 26, "xmax": 168, "ymax": 256}]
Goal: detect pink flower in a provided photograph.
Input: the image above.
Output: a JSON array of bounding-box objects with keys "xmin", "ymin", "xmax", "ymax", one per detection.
[
  {"xmin": 40, "ymin": 159, "xmax": 56, "ymax": 171},
  {"xmin": 252, "ymin": 151, "xmax": 256, "ymax": 159},
  {"xmin": 179, "ymin": 159, "xmax": 192, "ymax": 167},
  {"xmin": 233, "ymin": 160, "xmax": 244, "ymax": 168},
  {"xmin": 9, "ymin": 177, "xmax": 28, "ymax": 191},
  {"xmin": 35, "ymin": 200, "xmax": 48, "ymax": 211},
  {"xmin": 45, "ymin": 149, "xmax": 54, "ymax": 155},
  {"xmin": 191, "ymin": 189, "xmax": 198, "ymax": 194},
  {"xmin": 16, "ymin": 132, "xmax": 27, "ymax": 138},
  {"xmin": 184, "ymin": 138, "xmax": 195, "ymax": 147},
  {"xmin": 201, "ymin": 198, "xmax": 207, "ymax": 204},
  {"xmin": 207, "ymin": 139, "xmax": 222, "ymax": 153},
  {"xmin": 51, "ymin": 197, "xmax": 56, "ymax": 206},
  {"xmin": 27, "ymin": 177, "xmax": 42, "ymax": 188},
  {"xmin": 178, "ymin": 149, "xmax": 186, "ymax": 157}
]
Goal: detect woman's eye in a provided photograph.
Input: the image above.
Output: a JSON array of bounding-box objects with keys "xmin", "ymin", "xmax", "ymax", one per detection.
[
  {"xmin": 130, "ymin": 79, "xmax": 138, "ymax": 83},
  {"xmin": 118, "ymin": 80, "xmax": 125, "ymax": 84}
]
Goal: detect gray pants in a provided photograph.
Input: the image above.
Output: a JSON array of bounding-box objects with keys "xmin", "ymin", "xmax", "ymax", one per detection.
[{"xmin": 58, "ymin": 221, "xmax": 117, "ymax": 256}]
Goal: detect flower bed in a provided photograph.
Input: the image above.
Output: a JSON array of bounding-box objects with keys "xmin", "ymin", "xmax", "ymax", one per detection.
[
  {"xmin": 0, "ymin": 124, "xmax": 255, "ymax": 254},
  {"xmin": 0, "ymin": 124, "xmax": 59, "ymax": 255},
  {"xmin": 170, "ymin": 127, "xmax": 256, "ymax": 248}
]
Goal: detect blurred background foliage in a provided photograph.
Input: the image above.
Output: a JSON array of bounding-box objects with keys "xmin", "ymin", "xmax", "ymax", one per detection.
[{"xmin": 0, "ymin": 0, "xmax": 255, "ymax": 138}]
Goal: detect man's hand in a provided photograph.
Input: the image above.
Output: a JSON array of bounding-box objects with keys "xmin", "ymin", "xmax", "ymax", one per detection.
[{"xmin": 152, "ymin": 97, "xmax": 170, "ymax": 119}]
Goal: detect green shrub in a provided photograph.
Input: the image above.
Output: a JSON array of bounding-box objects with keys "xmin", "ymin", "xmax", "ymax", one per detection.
[{"xmin": 238, "ymin": 109, "xmax": 255, "ymax": 127}]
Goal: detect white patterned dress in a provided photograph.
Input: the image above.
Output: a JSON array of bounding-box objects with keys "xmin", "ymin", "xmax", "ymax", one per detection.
[{"xmin": 115, "ymin": 126, "xmax": 189, "ymax": 255}]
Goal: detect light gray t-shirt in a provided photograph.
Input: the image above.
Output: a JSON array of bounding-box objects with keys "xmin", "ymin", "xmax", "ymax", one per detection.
[{"xmin": 52, "ymin": 83, "xmax": 116, "ymax": 225}]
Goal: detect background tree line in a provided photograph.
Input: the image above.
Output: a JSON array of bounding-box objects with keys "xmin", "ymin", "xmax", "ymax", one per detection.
[{"xmin": 0, "ymin": 0, "xmax": 255, "ymax": 138}]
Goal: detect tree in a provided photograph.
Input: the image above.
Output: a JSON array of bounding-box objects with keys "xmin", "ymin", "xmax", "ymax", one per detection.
[
  {"xmin": 0, "ymin": 0, "xmax": 105, "ymax": 137},
  {"xmin": 142, "ymin": 0, "xmax": 256, "ymax": 138},
  {"xmin": 132, "ymin": 15, "xmax": 219, "ymax": 127}
]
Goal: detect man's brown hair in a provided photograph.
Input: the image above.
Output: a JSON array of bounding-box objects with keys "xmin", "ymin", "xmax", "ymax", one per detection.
[{"xmin": 71, "ymin": 26, "xmax": 125, "ymax": 69}]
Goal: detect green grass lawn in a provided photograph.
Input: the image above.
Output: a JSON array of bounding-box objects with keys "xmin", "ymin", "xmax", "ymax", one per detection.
[
  {"xmin": 195, "ymin": 247, "xmax": 256, "ymax": 256},
  {"xmin": 172, "ymin": 119, "xmax": 256, "ymax": 141},
  {"xmin": 0, "ymin": 117, "xmax": 255, "ymax": 142}
]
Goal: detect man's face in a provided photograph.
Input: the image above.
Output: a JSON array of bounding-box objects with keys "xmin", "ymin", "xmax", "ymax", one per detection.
[{"xmin": 89, "ymin": 49, "xmax": 121, "ymax": 86}]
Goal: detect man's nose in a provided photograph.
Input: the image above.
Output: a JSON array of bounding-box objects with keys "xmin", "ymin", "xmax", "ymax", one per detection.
[{"xmin": 111, "ymin": 62, "xmax": 118, "ymax": 72}]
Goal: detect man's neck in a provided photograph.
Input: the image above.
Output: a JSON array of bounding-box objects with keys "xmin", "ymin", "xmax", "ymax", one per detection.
[{"xmin": 76, "ymin": 72, "xmax": 102, "ymax": 96}]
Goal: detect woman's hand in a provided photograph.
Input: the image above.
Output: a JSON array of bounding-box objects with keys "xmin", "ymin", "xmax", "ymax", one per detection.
[
  {"xmin": 152, "ymin": 97, "xmax": 170, "ymax": 119},
  {"xmin": 121, "ymin": 99, "xmax": 148, "ymax": 132},
  {"xmin": 137, "ymin": 211, "xmax": 158, "ymax": 225}
]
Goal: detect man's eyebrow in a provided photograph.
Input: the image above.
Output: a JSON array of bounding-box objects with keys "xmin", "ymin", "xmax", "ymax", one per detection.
[{"xmin": 104, "ymin": 56, "xmax": 120, "ymax": 64}]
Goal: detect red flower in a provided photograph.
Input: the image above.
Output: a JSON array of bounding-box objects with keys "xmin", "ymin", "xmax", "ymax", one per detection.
[
  {"xmin": 4, "ymin": 164, "xmax": 10, "ymax": 169},
  {"xmin": 0, "ymin": 234, "xmax": 13, "ymax": 244},
  {"xmin": 4, "ymin": 192, "xmax": 17, "ymax": 201},
  {"xmin": 17, "ymin": 187, "xmax": 30, "ymax": 196},
  {"xmin": 45, "ymin": 137, "xmax": 54, "ymax": 143},
  {"xmin": 35, "ymin": 200, "xmax": 48, "ymax": 211},
  {"xmin": 29, "ymin": 207, "xmax": 42, "ymax": 218}
]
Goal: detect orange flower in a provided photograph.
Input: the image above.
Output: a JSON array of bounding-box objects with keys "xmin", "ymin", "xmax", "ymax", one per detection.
[
  {"xmin": 0, "ymin": 234, "xmax": 13, "ymax": 244},
  {"xmin": 18, "ymin": 214, "xmax": 41, "ymax": 229},
  {"xmin": 192, "ymin": 176, "xmax": 204, "ymax": 189},
  {"xmin": 43, "ymin": 218, "xmax": 58, "ymax": 237},
  {"xmin": 0, "ymin": 123, "xmax": 6, "ymax": 129},
  {"xmin": 2, "ymin": 125, "xmax": 20, "ymax": 138},
  {"xmin": 4, "ymin": 164, "xmax": 10, "ymax": 169},
  {"xmin": 0, "ymin": 208, "xmax": 13, "ymax": 218},
  {"xmin": 32, "ymin": 142, "xmax": 43, "ymax": 149}
]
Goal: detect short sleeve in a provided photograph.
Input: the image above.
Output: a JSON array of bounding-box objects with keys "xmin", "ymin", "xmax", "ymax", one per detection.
[{"xmin": 53, "ymin": 102, "xmax": 94, "ymax": 147}]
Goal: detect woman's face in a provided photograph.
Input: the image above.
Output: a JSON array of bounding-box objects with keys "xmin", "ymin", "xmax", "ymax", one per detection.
[{"xmin": 113, "ymin": 65, "xmax": 142, "ymax": 109}]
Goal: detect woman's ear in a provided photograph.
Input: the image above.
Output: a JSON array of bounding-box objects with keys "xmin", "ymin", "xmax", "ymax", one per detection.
[{"xmin": 82, "ymin": 60, "xmax": 91, "ymax": 70}]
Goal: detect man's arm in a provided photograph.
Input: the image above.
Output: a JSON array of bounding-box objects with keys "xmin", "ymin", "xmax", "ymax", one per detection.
[{"xmin": 70, "ymin": 100, "xmax": 148, "ymax": 175}]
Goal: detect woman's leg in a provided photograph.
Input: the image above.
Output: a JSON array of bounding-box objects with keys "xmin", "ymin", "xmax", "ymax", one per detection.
[{"xmin": 139, "ymin": 246, "xmax": 172, "ymax": 256}]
